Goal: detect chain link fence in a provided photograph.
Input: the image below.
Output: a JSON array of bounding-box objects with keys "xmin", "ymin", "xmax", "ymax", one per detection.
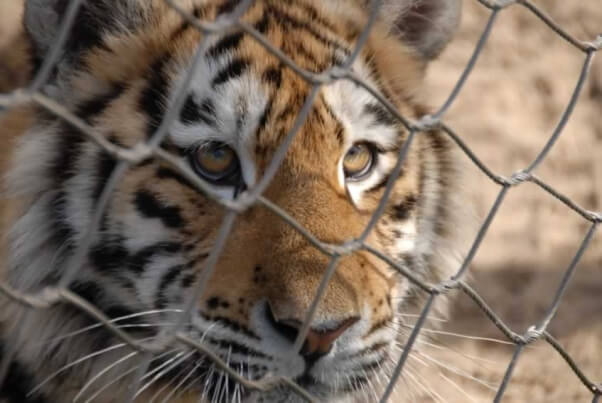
[{"xmin": 0, "ymin": 0, "xmax": 600, "ymax": 401}]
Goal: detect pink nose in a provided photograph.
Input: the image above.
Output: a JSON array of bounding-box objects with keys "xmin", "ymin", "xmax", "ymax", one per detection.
[
  {"xmin": 300, "ymin": 317, "xmax": 359, "ymax": 356},
  {"xmin": 266, "ymin": 304, "xmax": 359, "ymax": 357}
]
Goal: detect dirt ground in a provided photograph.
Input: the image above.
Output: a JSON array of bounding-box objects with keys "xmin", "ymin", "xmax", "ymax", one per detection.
[
  {"xmin": 0, "ymin": 1, "xmax": 600, "ymax": 402},
  {"xmin": 418, "ymin": 1, "xmax": 601, "ymax": 402}
]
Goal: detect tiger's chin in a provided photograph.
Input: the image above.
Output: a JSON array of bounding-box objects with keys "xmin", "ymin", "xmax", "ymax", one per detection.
[
  {"xmin": 142, "ymin": 330, "xmax": 395, "ymax": 403},
  {"xmin": 146, "ymin": 359, "xmax": 389, "ymax": 403}
]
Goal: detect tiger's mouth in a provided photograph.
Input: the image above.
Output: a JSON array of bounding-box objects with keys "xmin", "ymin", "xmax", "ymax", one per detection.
[{"xmin": 144, "ymin": 341, "xmax": 386, "ymax": 402}]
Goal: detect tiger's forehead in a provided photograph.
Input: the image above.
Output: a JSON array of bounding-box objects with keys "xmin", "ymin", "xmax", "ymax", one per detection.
[{"xmin": 165, "ymin": 1, "xmax": 400, "ymax": 178}]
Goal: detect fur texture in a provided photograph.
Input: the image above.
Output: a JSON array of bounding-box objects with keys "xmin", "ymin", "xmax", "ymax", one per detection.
[{"xmin": 0, "ymin": 0, "xmax": 464, "ymax": 401}]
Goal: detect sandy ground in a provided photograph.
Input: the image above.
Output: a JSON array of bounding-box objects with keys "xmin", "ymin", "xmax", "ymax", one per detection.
[
  {"xmin": 0, "ymin": 1, "xmax": 600, "ymax": 402},
  {"xmin": 418, "ymin": 1, "xmax": 602, "ymax": 402}
]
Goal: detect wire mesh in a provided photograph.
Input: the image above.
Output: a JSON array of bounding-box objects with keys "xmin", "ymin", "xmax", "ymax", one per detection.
[{"xmin": 0, "ymin": 0, "xmax": 600, "ymax": 401}]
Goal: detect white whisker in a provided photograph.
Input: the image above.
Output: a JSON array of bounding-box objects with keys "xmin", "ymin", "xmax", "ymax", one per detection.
[
  {"xmin": 414, "ymin": 350, "xmax": 497, "ymax": 391},
  {"xmin": 414, "ymin": 337, "xmax": 501, "ymax": 368},
  {"xmin": 160, "ymin": 360, "xmax": 202, "ymax": 403},
  {"xmin": 403, "ymin": 362, "xmax": 446, "ymax": 403},
  {"xmin": 82, "ymin": 349, "xmax": 178, "ymax": 403},
  {"xmin": 28, "ymin": 341, "xmax": 134, "ymax": 396},
  {"xmin": 396, "ymin": 312, "xmax": 449, "ymax": 323},
  {"xmin": 440, "ymin": 371, "xmax": 481, "ymax": 403},
  {"xmin": 148, "ymin": 362, "xmax": 189, "ymax": 403},
  {"xmin": 73, "ymin": 351, "xmax": 139, "ymax": 402},
  {"xmin": 398, "ymin": 324, "xmax": 514, "ymax": 345},
  {"xmin": 34, "ymin": 309, "xmax": 183, "ymax": 347},
  {"xmin": 135, "ymin": 350, "xmax": 194, "ymax": 398}
]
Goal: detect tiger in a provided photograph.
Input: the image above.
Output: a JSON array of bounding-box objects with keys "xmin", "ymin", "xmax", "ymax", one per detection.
[{"xmin": 0, "ymin": 0, "xmax": 465, "ymax": 401}]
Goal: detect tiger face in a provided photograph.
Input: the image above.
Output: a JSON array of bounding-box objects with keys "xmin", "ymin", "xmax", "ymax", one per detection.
[{"xmin": 1, "ymin": 0, "xmax": 463, "ymax": 401}]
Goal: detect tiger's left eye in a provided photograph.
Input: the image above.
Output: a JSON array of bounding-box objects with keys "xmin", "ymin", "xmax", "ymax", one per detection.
[
  {"xmin": 190, "ymin": 142, "xmax": 241, "ymax": 186},
  {"xmin": 343, "ymin": 142, "xmax": 376, "ymax": 180}
]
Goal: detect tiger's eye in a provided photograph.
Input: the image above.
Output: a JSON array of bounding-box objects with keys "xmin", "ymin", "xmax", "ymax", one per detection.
[
  {"xmin": 343, "ymin": 143, "xmax": 375, "ymax": 180},
  {"xmin": 191, "ymin": 142, "xmax": 240, "ymax": 185}
]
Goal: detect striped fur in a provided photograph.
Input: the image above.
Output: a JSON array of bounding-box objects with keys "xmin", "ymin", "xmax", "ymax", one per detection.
[{"xmin": 0, "ymin": 0, "xmax": 464, "ymax": 401}]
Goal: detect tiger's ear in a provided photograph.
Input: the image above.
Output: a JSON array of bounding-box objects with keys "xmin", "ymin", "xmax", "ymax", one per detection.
[
  {"xmin": 381, "ymin": 0, "xmax": 462, "ymax": 60},
  {"xmin": 24, "ymin": 0, "xmax": 145, "ymax": 65}
]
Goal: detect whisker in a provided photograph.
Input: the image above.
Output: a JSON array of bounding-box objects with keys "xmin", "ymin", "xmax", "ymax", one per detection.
[
  {"xmin": 440, "ymin": 371, "xmax": 481, "ymax": 403},
  {"xmin": 398, "ymin": 324, "xmax": 515, "ymax": 345},
  {"xmin": 201, "ymin": 364, "xmax": 215, "ymax": 402},
  {"xmin": 395, "ymin": 312, "xmax": 449, "ymax": 323},
  {"xmin": 403, "ymin": 361, "xmax": 446, "ymax": 403},
  {"xmin": 160, "ymin": 360, "xmax": 202, "ymax": 403},
  {"xmin": 414, "ymin": 350, "xmax": 498, "ymax": 391},
  {"xmin": 35, "ymin": 309, "xmax": 183, "ymax": 347},
  {"xmin": 82, "ymin": 349, "xmax": 179, "ymax": 403},
  {"xmin": 28, "ymin": 341, "xmax": 136, "ymax": 396},
  {"xmin": 135, "ymin": 350, "xmax": 194, "ymax": 398},
  {"xmin": 83, "ymin": 363, "xmax": 141, "ymax": 403},
  {"xmin": 148, "ymin": 362, "xmax": 190, "ymax": 403},
  {"xmin": 73, "ymin": 351, "xmax": 139, "ymax": 402},
  {"xmin": 413, "ymin": 337, "xmax": 502, "ymax": 368},
  {"xmin": 174, "ymin": 364, "xmax": 207, "ymax": 399}
]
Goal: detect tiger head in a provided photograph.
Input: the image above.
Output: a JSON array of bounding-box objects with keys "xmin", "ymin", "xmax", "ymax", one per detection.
[{"xmin": 2, "ymin": 0, "xmax": 463, "ymax": 401}]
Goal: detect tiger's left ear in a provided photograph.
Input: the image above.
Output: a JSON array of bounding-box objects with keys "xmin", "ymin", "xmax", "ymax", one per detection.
[{"xmin": 381, "ymin": 0, "xmax": 462, "ymax": 60}]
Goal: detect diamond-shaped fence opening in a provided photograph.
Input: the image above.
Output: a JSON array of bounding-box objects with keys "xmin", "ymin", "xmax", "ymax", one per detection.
[{"xmin": 0, "ymin": 0, "xmax": 600, "ymax": 402}]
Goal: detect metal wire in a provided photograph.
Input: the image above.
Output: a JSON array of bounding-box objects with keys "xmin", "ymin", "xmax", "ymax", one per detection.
[{"xmin": 0, "ymin": 0, "xmax": 600, "ymax": 401}]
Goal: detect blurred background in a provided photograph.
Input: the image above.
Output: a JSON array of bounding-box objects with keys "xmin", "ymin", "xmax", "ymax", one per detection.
[
  {"xmin": 423, "ymin": 2, "xmax": 601, "ymax": 402},
  {"xmin": 1, "ymin": 1, "xmax": 600, "ymax": 401}
]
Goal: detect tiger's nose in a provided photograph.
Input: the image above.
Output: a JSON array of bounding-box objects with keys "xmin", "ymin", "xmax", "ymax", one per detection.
[{"xmin": 265, "ymin": 303, "xmax": 359, "ymax": 358}]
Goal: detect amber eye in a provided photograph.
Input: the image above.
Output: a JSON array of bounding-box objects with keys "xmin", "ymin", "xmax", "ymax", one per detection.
[
  {"xmin": 190, "ymin": 142, "xmax": 241, "ymax": 186},
  {"xmin": 343, "ymin": 142, "xmax": 376, "ymax": 180}
]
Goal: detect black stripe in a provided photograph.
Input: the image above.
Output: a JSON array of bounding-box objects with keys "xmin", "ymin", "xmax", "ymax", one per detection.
[
  {"xmin": 48, "ymin": 192, "xmax": 75, "ymax": 257},
  {"xmin": 92, "ymin": 147, "xmax": 118, "ymax": 202},
  {"xmin": 391, "ymin": 194, "xmax": 418, "ymax": 221},
  {"xmin": 204, "ymin": 336, "xmax": 269, "ymax": 360},
  {"xmin": 170, "ymin": 5, "xmax": 210, "ymax": 42},
  {"xmin": 155, "ymin": 264, "xmax": 186, "ymax": 309},
  {"xmin": 321, "ymin": 99, "xmax": 345, "ymax": 146},
  {"xmin": 180, "ymin": 273, "xmax": 197, "ymax": 288},
  {"xmin": 253, "ymin": 12, "xmax": 270, "ymax": 34},
  {"xmin": 139, "ymin": 56, "xmax": 170, "ymax": 138},
  {"xmin": 180, "ymin": 95, "xmax": 217, "ymax": 127},
  {"xmin": 127, "ymin": 242, "xmax": 182, "ymax": 274},
  {"xmin": 207, "ymin": 31, "xmax": 244, "ymax": 59},
  {"xmin": 134, "ymin": 190, "xmax": 184, "ymax": 229},
  {"xmin": 217, "ymin": 0, "xmax": 239, "ymax": 16},
  {"xmin": 345, "ymin": 342, "xmax": 389, "ymax": 360},
  {"xmin": 266, "ymin": 7, "xmax": 349, "ymax": 55},
  {"xmin": 212, "ymin": 58, "xmax": 250, "ymax": 87},
  {"xmin": 69, "ymin": 280, "xmax": 105, "ymax": 306},
  {"xmin": 256, "ymin": 98, "xmax": 274, "ymax": 135},
  {"xmin": 262, "ymin": 66, "xmax": 282, "ymax": 87},
  {"xmin": 89, "ymin": 237, "xmax": 130, "ymax": 273},
  {"xmin": 52, "ymin": 124, "xmax": 85, "ymax": 183},
  {"xmin": 76, "ymin": 83, "xmax": 126, "ymax": 123},
  {"xmin": 68, "ymin": 282, "xmax": 148, "ymax": 333},
  {"xmin": 62, "ymin": 4, "xmax": 112, "ymax": 59},
  {"xmin": 201, "ymin": 314, "xmax": 260, "ymax": 341},
  {"xmin": 364, "ymin": 103, "xmax": 399, "ymax": 127}
]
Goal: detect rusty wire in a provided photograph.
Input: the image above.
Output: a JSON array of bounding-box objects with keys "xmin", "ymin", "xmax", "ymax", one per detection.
[{"xmin": 0, "ymin": 0, "xmax": 601, "ymax": 401}]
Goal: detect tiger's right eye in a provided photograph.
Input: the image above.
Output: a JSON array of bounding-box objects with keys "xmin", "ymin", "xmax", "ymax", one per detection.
[{"xmin": 190, "ymin": 142, "xmax": 241, "ymax": 187}]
